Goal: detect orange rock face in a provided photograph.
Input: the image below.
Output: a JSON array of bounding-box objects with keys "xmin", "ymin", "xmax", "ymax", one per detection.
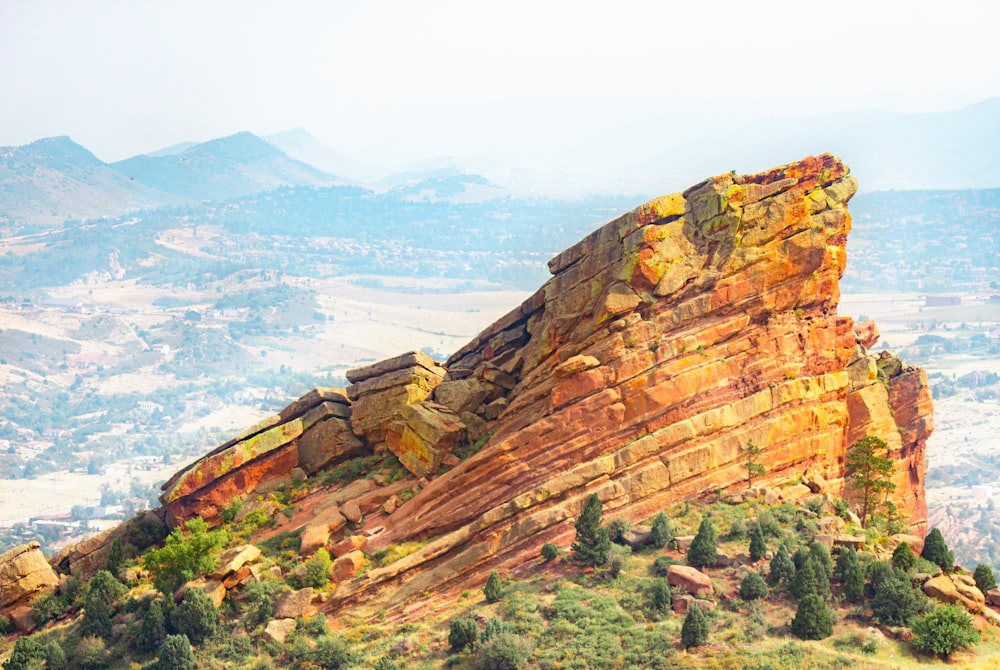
[{"xmin": 318, "ymin": 154, "xmax": 931, "ymax": 617}]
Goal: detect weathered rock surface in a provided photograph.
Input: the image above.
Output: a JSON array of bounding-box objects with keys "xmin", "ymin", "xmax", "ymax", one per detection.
[
  {"xmin": 263, "ymin": 618, "xmax": 297, "ymax": 644},
  {"xmin": 667, "ymin": 565, "xmax": 713, "ymax": 595},
  {"xmin": 923, "ymin": 574, "xmax": 985, "ymax": 613},
  {"xmin": 274, "ymin": 587, "xmax": 315, "ymax": 619},
  {"xmin": 118, "ymin": 154, "xmax": 932, "ymax": 622},
  {"xmin": 0, "ymin": 542, "xmax": 59, "ymax": 609},
  {"xmin": 160, "ymin": 388, "xmax": 365, "ymax": 526}
]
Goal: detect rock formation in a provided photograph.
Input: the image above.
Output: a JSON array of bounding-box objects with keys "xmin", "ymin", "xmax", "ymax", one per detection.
[
  {"xmin": 74, "ymin": 153, "xmax": 930, "ymax": 619},
  {"xmin": 0, "ymin": 542, "xmax": 59, "ymax": 627}
]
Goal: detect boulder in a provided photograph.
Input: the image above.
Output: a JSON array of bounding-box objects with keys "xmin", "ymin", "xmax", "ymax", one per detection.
[
  {"xmin": 987, "ymin": 588, "xmax": 1000, "ymax": 608},
  {"xmin": 342, "ymin": 500, "xmax": 363, "ymax": 525},
  {"xmin": 804, "ymin": 472, "xmax": 828, "ymax": 494},
  {"xmin": 211, "ymin": 544, "xmax": 261, "ymax": 579},
  {"xmin": 621, "ymin": 525, "xmax": 653, "ymax": 550},
  {"xmin": 332, "ymin": 551, "xmax": 366, "ymax": 582},
  {"xmin": 923, "ymin": 575, "xmax": 985, "ymax": 613},
  {"xmin": 854, "ymin": 320, "xmax": 881, "ymax": 349},
  {"xmin": 263, "ymin": 618, "xmax": 297, "ymax": 644},
  {"xmin": 9, "ymin": 604, "xmax": 36, "ymax": 633},
  {"xmin": 0, "ymin": 542, "xmax": 59, "ymax": 607},
  {"xmin": 332, "ymin": 535, "xmax": 368, "ymax": 558},
  {"xmin": 673, "ymin": 535, "xmax": 695, "ymax": 552},
  {"xmin": 667, "ymin": 565, "xmax": 713, "ymax": 596},
  {"xmin": 889, "ymin": 534, "xmax": 924, "ymax": 556},
  {"xmin": 274, "ymin": 588, "xmax": 316, "ymax": 619}
]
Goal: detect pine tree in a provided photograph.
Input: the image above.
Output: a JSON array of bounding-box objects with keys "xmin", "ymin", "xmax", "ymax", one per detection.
[
  {"xmin": 834, "ymin": 546, "xmax": 858, "ymax": 583},
  {"xmin": 872, "ymin": 569, "xmax": 924, "ymax": 626},
  {"xmin": 687, "ymin": 517, "xmax": 717, "ymax": 568},
  {"xmin": 155, "ymin": 635, "xmax": 195, "ymax": 670},
  {"xmin": 650, "ymin": 578, "xmax": 672, "ymax": 612},
  {"xmin": 791, "ymin": 594, "xmax": 834, "ymax": 640},
  {"xmin": 892, "ymin": 541, "xmax": 917, "ymax": 572},
  {"xmin": 650, "ymin": 512, "xmax": 672, "ymax": 549},
  {"xmin": 42, "ymin": 642, "xmax": 66, "ymax": 670},
  {"xmin": 105, "ymin": 537, "xmax": 126, "ymax": 579},
  {"xmin": 792, "ymin": 546, "xmax": 810, "ymax": 571},
  {"xmin": 844, "ymin": 560, "xmax": 866, "ymax": 603},
  {"xmin": 769, "ymin": 544, "xmax": 795, "ymax": 586},
  {"xmin": 80, "ymin": 589, "xmax": 113, "ymax": 640},
  {"xmin": 921, "ymin": 528, "xmax": 955, "ymax": 572},
  {"xmin": 742, "ymin": 438, "xmax": 766, "ymax": 487},
  {"xmin": 845, "ymin": 435, "xmax": 896, "ymax": 526},
  {"xmin": 170, "ymin": 588, "xmax": 218, "ymax": 645},
  {"xmin": 483, "ymin": 570, "xmax": 503, "ymax": 604},
  {"xmin": 680, "ymin": 603, "xmax": 710, "ymax": 649},
  {"xmin": 975, "ymin": 564, "xmax": 997, "ymax": 594},
  {"xmin": 3, "ymin": 637, "xmax": 44, "ymax": 670},
  {"xmin": 137, "ymin": 599, "xmax": 167, "ymax": 653},
  {"xmin": 572, "ymin": 493, "xmax": 611, "ymax": 567},
  {"xmin": 808, "ymin": 542, "xmax": 833, "ymax": 580},
  {"xmin": 748, "ymin": 523, "xmax": 767, "ymax": 562},
  {"xmin": 790, "ymin": 557, "xmax": 818, "ymax": 599},
  {"xmin": 739, "ymin": 572, "xmax": 769, "ymax": 601},
  {"xmin": 811, "ymin": 557, "xmax": 831, "ymax": 598}
]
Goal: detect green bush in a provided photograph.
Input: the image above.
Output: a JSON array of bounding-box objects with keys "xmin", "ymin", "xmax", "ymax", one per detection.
[
  {"xmin": 483, "ymin": 618, "xmax": 511, "ymax": 641},
  {"xmin": 0, "ymin": 616, "xmax": 12, "ymax": 635},
  {"xmin": 476, "ymin": 632, "xmax": 534, "ymax": 670},
  {"xmin": 681, "ymin": 603, "xmax": 710, "ymax": 649},
  {"xmin": 650, "ymin": 512, "xmax": 672, "ymax": 549},
  {"xmin": 687, "ymin": 516, "xmax": 717, "ymax": 568},
  {"xmin": 974, "ymin": 564, "xmax": 996, "ymax": 593},
  {"xmin": 871, "ymin": 569, "xmax": 924, "ymax": 626},
  {"xmin": 910, "ymin": 604, "xmax": 980, "ymax": 659},
  {"xmin": 791, "ymin": 594, "xmax": 833, "ymax": 640},
  {"xmin": 650, "ymin": 578, "xmax": 672, "ymax": 612},
  {"xmin": 541, "ymin": 542, "xmax": 559, "ymax": 561},
  {"xmin": 484, "ymin": 570, "xmax": 504, "ymax": 603},
  {"xmin": 3, "ymin": 636, "xmax": 44, "ymax": 670},
  {"xmin": 80, "ymin": 590, "xmax": 113, "ymax": 640},
  {"xmin": 304, "ymin": 547, "xmax": 333, "ymax": 589},
  {"xmin": 651, "ymin": 555, "xmax": 678, "ymax": 577},
  {"xmin": 31, "ymin": 591, "xmax": 67, "ymax": 626},
  {"xmin": 740, "ymin": 572, "xmax": 769, "ymax": 601},
  {"xmin": 144, "ymin": 517, "xmax": 227, "ymax": 594},
  {"xmin": 921, "ymin": 528, "xmax": 954, "ymax": 572},
  {"xmin": 76, "ymin": 636, "xmax": 109, "ymax": 669},
  {"xmin": 607, "ymin": 517, "xmax": 633, "ymax": 543},
  {"xmin": 155, "ymin": 634, "xmax": 195, "ymax": 670},
  {"xmin": 309, "ymin": 635, "xmax": 357, "ymax": 669},
  {"xmin": 449, "ymin": 617, "xmax": 479, "ymax": 652},
  {"xmin": 43, "ymin": 642, "xmax": 66, "ymax": 670},
  {"xmin": 891, "ymin": 541, "xmax": 916, "ymax": 572},
  {"xmin": 170, "ymin": 587, "xmax": 219, "ymax": 645}
]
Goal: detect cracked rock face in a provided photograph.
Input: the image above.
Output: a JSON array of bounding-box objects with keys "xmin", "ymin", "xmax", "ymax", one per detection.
[
  {"xmin": 145, "ymin": 154, "xmax": 931, "ymax": 621},
  {"xmin": 0, "ymin": 542, "xmax": 59, "ymax": 610}
]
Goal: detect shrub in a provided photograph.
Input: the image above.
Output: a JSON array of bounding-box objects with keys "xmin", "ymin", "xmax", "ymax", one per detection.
[
  {"xmin": 476, "ymin": 632, "xmax": 534, "ymax": 670},
  {"xmin": 541, "ymin": 543, "xmax": 559, "ymax": 561},
  {"xmin": 607, "ymin": 517, "xmax": 633, "ymax": 543},
  {"xmin": 866, "ymin": 560, "xmax": 895, "ymax": 593},
  {"xmin": 791, "ymin": 594, "xmax": 834, "ymax": 640},
  {"xmin": 975, "ymin": 564, "xmax": 997, "ymax": 593},
  {"xmin": 687, "ymin": 516, "xmax": 717, "ymax": 568},
  {"xmin": 449, "ymin": 617, "xmax": 479, "ymax": 652},
  {"xmin": 31, "ymin": 592, "xmax": 67, "ymax": 626},
  {"xmin": 144, "ymin": 517, "xmax": 227, "ymax": 594},
  {"xmin": 572, "ymin": 493, "xmax": 611, "ymax": 567},
  {"xmin": 740, "ymin": 572, "xmax": 769, "ymax": 601},
  {"xmin": 43, "ymin": 642, "xmax": 66, "ymax": 670},
  {"xmin": 309, "ymin": 635, "xmax": 357, "ymax": 669},
  {"xmin": 373, "ymin": 657, "xmax": 402, "ymax": 670},
  {"xmin": 170, "ymin": 587, "xmax": 219, "ymax": 645},
  {"xmin": 769, "ymin": 544, "xmax": 795, "ymax": 586},
  {"xmin": 749, "ymin": 523, "xmax": 767, "ymax": 562},
  {"xmin": 791, "ymin": 546, "xmax": 809, "ymax": 571},
  {"xmin": 76, "ymin": 636, "xmax": 109, "ymax": 669},
  {"xmin": 758, "ymin": 511, "xmax": 782, "ymax": 539},
  {"xmin": 892, "ymin": 541, "xmax": 917, "ymax": 572},
  {"xmin": 921, "ymin": 528, "xmax": 954, "ymax": 572},
  {"xmin": 650, "ymin": 512, "xmax": 672, "ymax": 549},
  {"xmin": 910, "ymin": 604, "xmax": 980, "ymax": 658},
  {"xmin": 872, "ymin": 569, "xmax": 924, "ymax": 626},
  {"xmin": 304, "ymin": 547, "xmax": 333, "ymax": 589},
  {"xmin": 483, "ymin": 618, "xmax": 511, "ymax": 641},
  {"xmin": 650, "ymin": 578, "xmax": 672, "ymax": 612},
  {"xmin": 0, "ymin": 616, "xmax": 12, "ymax": 635},
  {"xmin": 484, "ymin": 570, "xmax": 503, "ymax": 604},
  {"xmin": 680, "ymin": 603, "xmax": 710, "ymax": 649},
  {"xmin": 3, "ymin": 636, "xmax": 44, "ymax": 670},
  {"xmin": 606, "ymin": 545, "xmax": 631, "ymax": 579},
  {"xmin": 155, "ymin": 634, "xmax": 195, "ymax": 670},
  {"xmin": 651, "ymin": 555, "xmax": 676, "ymax": 577}
]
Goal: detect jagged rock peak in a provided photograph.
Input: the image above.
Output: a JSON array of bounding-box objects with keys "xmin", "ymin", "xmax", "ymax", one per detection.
[{"xmin": 131, "ymin": 154, "xmax": 930, "ymax": 620}]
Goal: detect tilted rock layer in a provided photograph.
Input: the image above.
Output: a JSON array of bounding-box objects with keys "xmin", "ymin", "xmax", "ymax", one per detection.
[{"xmin": 149, "ymin": 154, "xmax": 930, "ymax": 618}]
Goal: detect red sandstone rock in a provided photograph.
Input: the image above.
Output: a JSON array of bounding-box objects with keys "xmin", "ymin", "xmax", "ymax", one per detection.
[
  {"xmin": 332, "ymin": 551, "xmax": 366, "ymax": 582},
  {"xmin": 667, "ymin": 565, "xmax": 713, "ymax": 595}
]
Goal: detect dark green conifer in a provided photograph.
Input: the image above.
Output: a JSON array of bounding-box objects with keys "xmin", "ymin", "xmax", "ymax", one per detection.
[
  {"xmin": 650, "ymin": 512, "xmax": 672, "ymax": 549},
  {"xmin": 483, "ymin": 570, "xmax": 503, "ymax": 604},
  {"xmin": 921, "ymin": 528, "xmax": 954, "ymax": 572},
  {"xmin": 844, "ymin": 560, "xmax": 866, "ymax": 603},
  {"xmin": 748, "ymin": 523, "xmax": 767, "ymax": 562},
  {"xmin": 572, "ymin": 493, "xmax": 611, "ymax": 567},
  {"xmin": 872, "ymin": 569, "xmax": 924, "ymax": 626},
  {"xmin": 739, "ymin": 572, "xmax": 769, "ymax": 601},
  {"xmin": 790, "ymin": 557, "xmax": 818, "ymax": 599},
  {"xmin": 680, "ymin": 603, "xmax": 710, "ymax": 649},
  {"xmin": 834, "ymin": 546, "xmax": 858, "ymax": 583},
  {"xmin": 650, "ymin": 578, "xmax": 672, "ymax": 612},
  {"xmin": 155, "ymin": 635, "xmax": 195, "ymax": 670},
  {"xmin": 687, "ymin": 517, "xmax": 717, "ymax": 568},
  {"xmin": 769, "ymin": 544, "xmax": 795, "ymax": 586},
  {"xmin": 892, "ymin": 541, "xmax": 917, "ymax": 572},
  {"xmin": 169, "ymin": 588, "xmax": 218, "ymax": 645},
  {"xmin": 791, "ymin": 593, "xmax": 834, "ymax": 640},
  {"xmin": 975, "ymin": 564, "xmax": 997, "ymax": 594},
  {"xmin": 137, "ymin": 599, "xmax": 167, "ymax": 653}
]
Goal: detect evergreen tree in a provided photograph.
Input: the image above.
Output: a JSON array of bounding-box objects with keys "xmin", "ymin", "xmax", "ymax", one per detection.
[
  {"xmin": 791, "ymin": 546, "xmax": 810, "ymax": 571},
  {"xmin": 769, "ymin": 544, "xmax": 795, "ymax": 586},
  {"xmin": 748, "ymin": 523, "xmax": 767, "ymax": 562},
  {"xmin": 845, "ymin": 435, "xmax": 896, "ymax": 527},
  {"xmin": 739, "ymin": 572, "xmax": 769, "ymax": 601},
  {"xmin": 808, "ymin": 542, "xmax": 833, "ymax": 581},
  {"xmin": 650, "ymin": 512, "xmax": 672, "ymax": 549},
  {"xmin": 155, "ymin": 634, "xmax": 195, "ymax": 670},
  {"xmin": 811, "ymin": 557, "xmax": 831, "ymax": 598},
  {"xmin": 891, "ymin": 541, "xmax": 917, "ymax": 572},
  {"xmin": 88, "ymin": 569, "xmax": 127, "ymax": 605},
  {"xmin": 105, "ymin": 537, "xmax": 126, "ymax": 579},
  {"xmin": 483, "ymin": 570, "xmax": 503, "ymax": 604},
  {"xmin": 921, "ymin": 528, "xmax": 955, "ymax": 572},
  {"xmin": 2, "ymin": 636, "xmax": 44, "ymax": 670},
  {"xmin": 680, "ymin": 603, "xmax": 710, "ymax": 649},
  {"xmin": 42, "ymin": 642, "xmax": 66, "ymax": 670},
  {"xmin": 540, "ymin": 543, "xmax": 559, "ymax": 561},
  {"xmin": 834, "ymin": 546, "xmax": 858, "ymax": 583},
  {"xmin": 80, "ymin": 590, "xmax": 113, "ymax": 640},
  {"xmin": 137, "ymin": 599, "xmax": 167, "ymax": 653},
  {"xmin": 572, "ymin": 493, "xmax": 611, "ymax": 567},
  {"xmin": 844, "ymin": 560, "xmax": 866, "ymax": 603},
  {"xmin": 791, "ymin": 594, "xmax": 834, "ymax": 640},
  {"xmin": 742, "ymin": 438, "xmax": 766, "ymax": 487},
  {"xmin": 872, "ymin": 569, "xmax": 924, "ymax": 626},
  {"xmin": 448, "ymin": 617, "xmax": 479, "ymax": 652},
  {"xmin": 650, "ymin": 578, "xmax": 672, "ymax": 612},
  {"xmin": 170, "ymin": 587, "xmax": 218, "ymax": 645},
  {"xmin": 790, "ymin": 558, "xmax": 818, "ymax": 599},
  {"xmin": 975, "ymin": 564, "xmax": 997, "ymax": 594},
  {"xmin": 687, "ymin": 517, "xmax": 717, "ymax": 568}
]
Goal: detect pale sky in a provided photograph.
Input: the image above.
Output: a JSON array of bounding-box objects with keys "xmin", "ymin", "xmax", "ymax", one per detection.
[{"xmin": 2, "ymin": 0, "xmax": 998, "ymax": 173}]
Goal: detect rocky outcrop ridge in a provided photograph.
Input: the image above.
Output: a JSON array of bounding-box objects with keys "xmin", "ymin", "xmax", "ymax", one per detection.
[
  {"xmin": 1, "ymin": 542, "xmax": 59, "ymax": 628},
  {"xmin": 135, "ymin": 154, "xmax": 930, "ymax": 619}
]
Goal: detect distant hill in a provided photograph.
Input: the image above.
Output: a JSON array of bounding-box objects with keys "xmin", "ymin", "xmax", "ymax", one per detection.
[
  {"xmin": 0, "ymin": 136, "xmax": 174, "ymax": 230},
  {"xmin": 111, "ymin": 131, "xmax": 342, "ymax": 201},
  {"xmin": 264, "ymin": 128, "xmax": 387, "ymax": 183}
]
